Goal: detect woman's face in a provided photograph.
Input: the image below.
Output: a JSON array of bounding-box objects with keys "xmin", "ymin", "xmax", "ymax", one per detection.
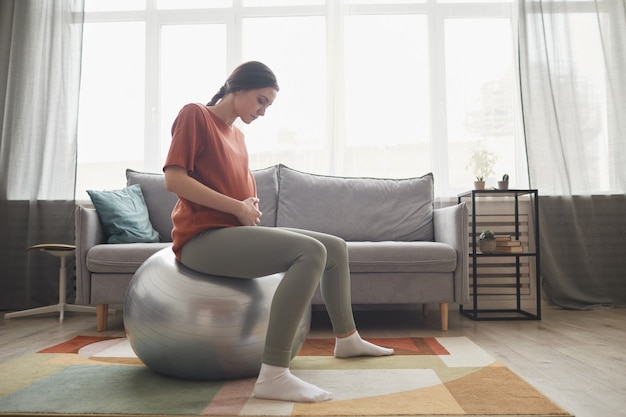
[{"xmin": 234, "ymin": 87, "xmax": 277, "ymax": 124}]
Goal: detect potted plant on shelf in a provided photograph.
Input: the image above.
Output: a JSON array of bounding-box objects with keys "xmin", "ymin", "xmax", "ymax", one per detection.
[
  {"xmin": 498, "ymin": 174, "xmax": 509, "ymax": 190},
  {"xmin": 467, "ymin": 149, "xmax": 497, "ymax": 190},
  {"xmin": 478, "ymin": 229, "xmax": 497, "ymax": 254}
]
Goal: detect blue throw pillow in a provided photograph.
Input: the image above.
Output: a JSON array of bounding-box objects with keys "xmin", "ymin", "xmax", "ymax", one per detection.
[{"xmin": 87, "ymin": 184, "xmax": 160, "ymax": 244}]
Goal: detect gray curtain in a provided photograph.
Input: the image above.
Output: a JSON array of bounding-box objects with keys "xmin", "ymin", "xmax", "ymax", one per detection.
[
  {"xmin": 0, "ymin": 0, "xmax": 84, "ymax": 310},
  {"xmin": 519, "ymin": 0, "xmax": 626, "ymax": 308}
]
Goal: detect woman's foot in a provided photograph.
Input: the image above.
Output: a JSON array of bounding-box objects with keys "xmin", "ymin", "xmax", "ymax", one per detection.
[
  {"xmin": 334, "ymin": 331, "xmax": 394, "ymax": 358},
  {"xmin": 253, "ymin": 363, "xmax": 333, "ymax": 402}
]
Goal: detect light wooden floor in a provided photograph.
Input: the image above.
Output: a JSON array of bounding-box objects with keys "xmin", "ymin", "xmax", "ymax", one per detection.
[{"xmin": 1, "ymin": 305, "xmax": 625, "ymax": 417}]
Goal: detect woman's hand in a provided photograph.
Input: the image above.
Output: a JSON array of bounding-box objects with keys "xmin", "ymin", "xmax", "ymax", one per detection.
[{"xmin": 237, "ymin": 197, "xmax": 262, "ymax": 226}]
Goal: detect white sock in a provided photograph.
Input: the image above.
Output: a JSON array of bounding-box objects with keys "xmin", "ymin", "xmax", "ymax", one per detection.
[
  {"xmin": 253, "ymin": 363, "xmax": 333, "ymax": 403},
  {"xmin": 334, "ymin": 331, "xmax": 394, "ymax": 358}
]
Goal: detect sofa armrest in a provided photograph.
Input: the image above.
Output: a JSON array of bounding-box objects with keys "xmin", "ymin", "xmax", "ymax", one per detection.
[
  {"xmin": 433, "ymin": 203, "xmax": 469, "ymax": 304},
  {"xmin": 74, "ymin": 205, "xmax": 106, "ymax": 305}
]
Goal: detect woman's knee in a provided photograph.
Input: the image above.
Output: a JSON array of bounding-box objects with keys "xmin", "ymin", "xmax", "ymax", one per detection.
[
  {"xmin": 319, "ymin": 234, "xmax": 348, "ymax": 261},
  {"xmin": 297, "ymin": 235, "xmax": 328, "ymax": 267}
]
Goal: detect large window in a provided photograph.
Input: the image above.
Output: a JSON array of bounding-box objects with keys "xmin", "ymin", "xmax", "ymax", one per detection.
[{"xmin": 77, "ymin": 0, "xmax": 522, "ymax": 199}]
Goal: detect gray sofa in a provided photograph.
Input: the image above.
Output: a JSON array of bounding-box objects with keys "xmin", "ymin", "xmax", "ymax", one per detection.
[{"xmin": 75, "ymin": 164, "xmax": 469, "ymax": 332}]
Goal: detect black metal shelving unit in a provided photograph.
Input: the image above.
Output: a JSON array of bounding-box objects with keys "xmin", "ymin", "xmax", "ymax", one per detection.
[{"xmin": 457, "ymin": 189, "xmax": 541, "ymax": 321}]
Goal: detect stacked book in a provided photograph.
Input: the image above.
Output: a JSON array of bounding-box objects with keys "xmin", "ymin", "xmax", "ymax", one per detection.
[{"xmin": 494, "ymin": 235, "xmax": 523, "ymax": 253}]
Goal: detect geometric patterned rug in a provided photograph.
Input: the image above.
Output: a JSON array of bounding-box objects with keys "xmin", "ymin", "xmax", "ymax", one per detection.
[{"xmin": 0, "ymin": 336, "xmax": 573, "ymax": 416}]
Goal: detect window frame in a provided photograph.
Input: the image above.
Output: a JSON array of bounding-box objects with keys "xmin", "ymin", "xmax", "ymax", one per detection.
[{"xmin": 79, "ymin": 0, "xmax": 523, "ymax": 198}]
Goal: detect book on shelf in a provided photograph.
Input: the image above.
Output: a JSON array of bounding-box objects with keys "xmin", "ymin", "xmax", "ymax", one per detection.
[
  {"xmin": 494, "ymin": 234, "xmax": 512, "ymax": 241},
  {"xmin": 494, "ymin": 245, "xmax": 524, "ymax": 253},
  {"xmin": 496, "ymin": 239, "xmax": 522, "ymax": 247}
]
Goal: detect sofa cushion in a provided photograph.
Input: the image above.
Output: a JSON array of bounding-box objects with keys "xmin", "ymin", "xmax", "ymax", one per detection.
[
  {"xmin": 87, "ymin": 184, "xmax": 160, "ymax": 244},
  {"xmin": 87, "ymin": 242, "xmax": 172, "ymax": 273},
  {"xmin": 126, "ymin": 169, "xmax": 178, "ymax": 242},
  {"xmin": 347, "ymin": 241, "xmax": 456, "ymax": 273},
  {"xmin": 276, "ymin": 165, "xmax": 434, "ymax": 241},
  {"xmin": 252, "ymin": 165, "xmax": 279, "ymax": 227}
]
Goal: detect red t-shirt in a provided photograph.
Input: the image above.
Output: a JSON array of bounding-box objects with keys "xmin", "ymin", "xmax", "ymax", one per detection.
[{"xmin": 164, "ymin": 103, "xmax": 257, "ymax": 259}]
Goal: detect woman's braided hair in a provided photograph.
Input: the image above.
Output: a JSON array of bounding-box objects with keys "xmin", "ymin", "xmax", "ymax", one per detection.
[{"xmin": 207, "ymin": 61, "xmax": 279, "ymax": 106}]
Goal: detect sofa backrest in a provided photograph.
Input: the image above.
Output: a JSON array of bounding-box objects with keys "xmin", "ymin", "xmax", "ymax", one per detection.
[
  {"xmin": 251, "ymin": 165, "xmax": 279, "ymax": 228},
  {"xmin": 126, "ymin": 169, "xmax": 179, "ymax": 242},
  {"xmin": 275, "ymin": 165, "xmax": 434, "ymax": 242},
  {"xmin": 125, "ymin": 165, "xmax": 434, "ymax": 243}
]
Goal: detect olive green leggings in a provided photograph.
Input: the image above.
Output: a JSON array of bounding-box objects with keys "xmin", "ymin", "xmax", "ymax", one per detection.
[{"xmin": 180, "ymin": 226, "xmax": 356, "ymax": 368}]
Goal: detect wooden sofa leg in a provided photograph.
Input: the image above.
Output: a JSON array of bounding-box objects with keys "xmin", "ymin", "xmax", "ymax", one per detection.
[
  {"xmin": 96, "ymin": 304, "xmax": 108, "ymax": 332},
  {"xmin": 440, "ymin": 303, "xmax": 449, "ymax": 331}
]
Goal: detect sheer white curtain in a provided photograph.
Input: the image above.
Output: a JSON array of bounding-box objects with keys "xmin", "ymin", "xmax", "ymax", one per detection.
[
  {"xmin": 519, "ymin": 0, "xmax": 626, "ymax": 308},
  {"xmin": 0, "ymin": 0, "xmax": 84, "ymax": 310},
  {"xmin": 520, "ymin": 0, "xmax": 626, "ymax": 195}
]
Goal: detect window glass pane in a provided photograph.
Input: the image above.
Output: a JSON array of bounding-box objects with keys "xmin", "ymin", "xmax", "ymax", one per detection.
[
  {"xmin": 160, "ymin": 24, "xmax": 228, "ymax": 163},
  {"xmin": 157, "ymin": 0, "xmax": 232, "ymax": 9},
  {"xmin": 445, "ymin": 18, "xmax": 516, "ymax": 189},
  {"xmin": 438, "ymin": 0, "xmax": 511, "ymax": 3},
  {"xmin": 242, "ymin": 0, "xmax": 323, "ymax": 5},
  {"xmin": 84, "ymin": 0, "xmax": 145, "ymax": 12},
  {"xmin": 344, "ymin": 14, "xmax": 430, "ymax": 178},
  {"xmin": 241, "ymin": 16, "xmax": 326, "ymax": 172},
  {"xmin": 77, "ymin": 22, "xmax": 145, "ymax": 199},
  {"xmin": 345, "ymin": 0, "xmax": 424, "ymax": 4}
]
